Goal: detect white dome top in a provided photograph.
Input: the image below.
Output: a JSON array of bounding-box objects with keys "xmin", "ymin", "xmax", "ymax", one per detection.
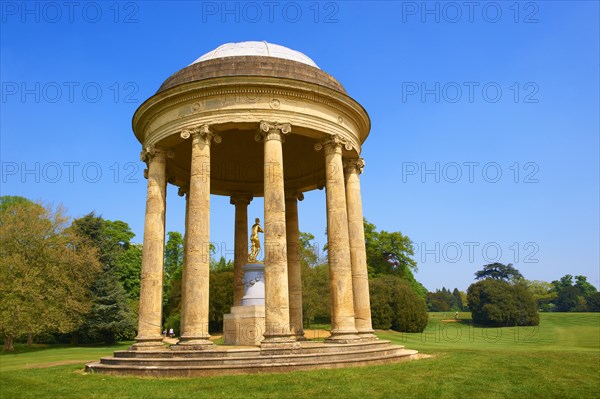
[{"xmin": 191, "ymin": 41, "xmax": 319, "ymax": 69}]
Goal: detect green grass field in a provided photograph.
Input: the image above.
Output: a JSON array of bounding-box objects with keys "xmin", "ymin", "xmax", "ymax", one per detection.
[{"xmin": 1, "ymin": 313, "xmax": 598, "ymax": 399}]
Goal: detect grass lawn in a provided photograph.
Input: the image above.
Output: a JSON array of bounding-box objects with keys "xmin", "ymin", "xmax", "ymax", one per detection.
[{"xmin": 0, "ymin": 313, "xmax": 598, "ymax": 398}]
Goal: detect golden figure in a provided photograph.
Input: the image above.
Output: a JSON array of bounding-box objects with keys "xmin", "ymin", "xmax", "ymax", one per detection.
[{"xmin": 249, "ymin": 217, "xmax": 263, "ymax": 263}]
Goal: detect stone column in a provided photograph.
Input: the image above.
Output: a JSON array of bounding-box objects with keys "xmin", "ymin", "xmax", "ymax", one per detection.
[
  {"xmin": 230, "ymin": 193, "xmax": 253, "ymax": 306},
  {"xmin": 316, "ymin": 135, "xmax": 360, "ymax": 343},
  {"xmin": 285, "ymin": 191, "xmax": 305, "ymax": 341},
  {"xmin": 344, "ymin": 158, "xmax": 376, "ymax": 340},
  {"xmin": 257, "ymin": 121, "xmax": 298, "ymax": 348},
  {"xmin": 178, "ymin": 184, "xmax": 190, "ymax": 311},
  {"xmin": 133, "ymin": 146, "xmax": 168, "ymax": 350},
  {"xmin": 176, "ymin": 125, "xmax": 220, "ymax": 349}
]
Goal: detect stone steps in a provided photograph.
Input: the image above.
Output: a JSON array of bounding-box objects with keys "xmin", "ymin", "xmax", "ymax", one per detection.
[
  {"xmin": 113, "ymin": 339, "xmax": 398, "ymax": 359},
  {"xmin": 101, "ymin": 346, "xmax": 406, "ymax": 367},
  {"xmin": 86, "ymin": 340, "xmax": 418, "ymax": 377}
]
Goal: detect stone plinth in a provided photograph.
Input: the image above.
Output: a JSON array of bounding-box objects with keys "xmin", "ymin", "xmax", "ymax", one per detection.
[
  {"xmin": 240, "ymin": 263, "xmax": 265, "ymax": 306},
  {"xmin": 223, "ymin": 262, "xmax": 266, "ymax": 345},
  {"xmin": 223, "ymin": 305, "xmax": 265, "ymax": 346}
]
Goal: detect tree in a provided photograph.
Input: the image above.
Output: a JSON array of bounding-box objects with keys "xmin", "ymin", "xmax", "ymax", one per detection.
[
  {"xmin": 0, "ymin": 195, "xmax": 31, "ymax": 213},
  {"xmin": 552, "ymin": 275, "xmax": 574, "ymax": 293},
  {"xmin": 300, "ymin": 233, "xmax": 330, "ymax": 326},
  {"xmin": 452, "ymin": 288, "xmax": 463, "ymax": 311},
  {"xmin": 555, "ymin": 286, "xmax": 581, "ymax": 312},
  {"xmin": 161, "ymin": 231, "xmax": 186, "ymax": 327},
  {"xmin": 574, "ymin": 276, "xmax": 598, "ymax": 298},
  {"xmin": 468, "ymin": 279, "xmax": 538, "ymax": 327},
  {"xmin": 164, "ymin": 231, "xmax": 184, "ymax": 279},
  {"xmin": 79, "ymin": 270, "xmax": 137, "ymax": 343},
  {"xmin": 586, "ymin": 292, "xmax": 600, "ymax": 312},
  {"xmin": 370, "ymin": 275, "xmax": 428, "ymax": 332},
  {"xmin": 426, "ymin": 287, "xmax": 464, "ymax": 312},
  {"xmin": 300, "ymin": 232, "xmax": 319, "ymax": 268},
  {"xmin": 475, "ymin": 263, "xmax": 523, "ymax": 282},
  {"xmin": 209, "ymin": 269, "xmax": 234, "ymax": 332},
  {"xmin": 302, "ymin": 263, "xmax": 330, "ymax": 326},
  {"xmin": 364, "ymin": 220, "xmax": 416, "ymax": 276},
  {"xmin": 211, "ymin": 256, "xmax": 233, "ymax": 272},
  {"xmin": 426, "ymin": 289, "xmax": 452, "ymax": 312},
  {"xmin": 0, "ymin": 197, "xmax": 100, "ymax": 350},
  {"xmin": 363, "ymin": 219, "xmax": 426, "ymax": 298},
  {"xmin": 551, "ymin": 275, "xmax": 598, "ymax": 312},
  {"xmin": 72, "ymin": 214, "xmax": 134, "ymax": 269},
  {"xmin": 116, "ymin": 243, "xmax": 142, "ymax": 301},
  {"xmin": 525, "ymin": 280, "xmax": 557, "ymax": 311},
  {"xmin": 71, "ymin": 213, "xmax": 136, "ymax": 343},
  {"xmin": 163, "ymin": 231, "xmax": 184, "ymax": 312},
  {"xmin": 459, "ymin": 291, "xmax": 469, "ymax": 311}
]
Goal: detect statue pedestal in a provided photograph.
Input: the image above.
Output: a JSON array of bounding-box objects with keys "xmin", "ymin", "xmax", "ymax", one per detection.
[
  {"xmin": 223, "ymin": 263, "xmax": 266, "ymax": 345},
  {"xmin": 223, "ymin": 305, "xmax": 265, "ymax": 345}
]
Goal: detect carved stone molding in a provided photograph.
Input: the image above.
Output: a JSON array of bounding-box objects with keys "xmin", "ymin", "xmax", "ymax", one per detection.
[
  {"xmin": 255, "ymin": 121, "xmax": 292, "ymax": 142},
  {"xmin": 242, "ymin": 274, "xmax": 264, "ymax": 289},
  {"xmin": 343, "ymin": 158, "xmax": 365, "ymax": 175}
]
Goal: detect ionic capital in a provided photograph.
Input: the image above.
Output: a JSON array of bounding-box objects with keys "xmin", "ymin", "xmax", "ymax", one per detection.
[
  {"xmin": 178, "ymin": 185, "xmax": 189, "ymax": 197},
  {"xmin": 343, "ymin": 158, "xmax": 365, "ymax": 175},
  {"xmin": 140, "ymin": 145, "xmax": 168, "ymax": 163},
  {"xmin": 181, "ymin": 124, "xmax": 222, "ymax": 145},
  {"xmin": 230, "ymin": 192, "xmax": 253, "ymax": 206},
  {"xmin": 285, "ymin": 190, "xmax": 305, "ymax": 202},
  {"xmin": 255, "ymin": 121, "xmax": 291, "ymax": 142},
  {"xmin": 314, "ymin": 134, "xmax": 354, "ymax": 155}
]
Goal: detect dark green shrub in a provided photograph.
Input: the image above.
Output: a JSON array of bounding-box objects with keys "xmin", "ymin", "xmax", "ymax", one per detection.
[
  {"xmin": 370, "ymin": 275, "xmax": 428, "ymax": 333},
  {"xmin": 370, "ymin": 278, "xmax": 394, "ymax": 330},
  {"xmin": 468, "ymin": 279, "xmax": 539, "ymax": 327}
]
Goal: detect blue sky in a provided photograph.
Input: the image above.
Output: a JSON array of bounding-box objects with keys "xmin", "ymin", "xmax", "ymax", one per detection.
[{"xmin": 1, "ymin": 1, "xmax": 598, "ymax": 291}]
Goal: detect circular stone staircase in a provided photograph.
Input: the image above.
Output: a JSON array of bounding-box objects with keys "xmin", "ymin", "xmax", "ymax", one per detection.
[{"xmin": 86, "ymin": 340, "xmax": 417, "ymax": 377}]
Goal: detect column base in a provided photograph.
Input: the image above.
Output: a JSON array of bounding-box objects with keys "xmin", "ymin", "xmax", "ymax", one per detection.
[
  {"xmin": 358, "ymin": 331, "xmax": 378, "ymax": 341},
  {"xmin": 130, "ymin": 336, "xmax": 166, "ymax": 351},
  {"xmin": 172, "ymin": 335, "xmax": 215, "ymax": 350},
  {"xmin": 326, "ymin": 329, "xmax": 362, "ymax": 344},
  {"xmin": 294, "ymin": 332, "xmax": 308, "ymax": 341},
  {"xmin": 260, "ymin": 335, "xmax": 300, "ymax": 350}
]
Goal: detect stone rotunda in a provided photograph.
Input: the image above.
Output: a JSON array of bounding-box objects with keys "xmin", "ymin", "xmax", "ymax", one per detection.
[{"xmin": 87, "ymin": 41, "xmax": 417, "ymax": 376}]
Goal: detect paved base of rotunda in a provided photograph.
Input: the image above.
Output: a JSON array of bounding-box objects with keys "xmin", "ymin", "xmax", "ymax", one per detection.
[{"xmin": 85, "ymin": 340, "xmax": 418, "ymax": 377}]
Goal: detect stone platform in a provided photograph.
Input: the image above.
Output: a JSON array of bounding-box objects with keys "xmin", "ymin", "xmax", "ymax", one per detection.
[{"xmin": 85, "ymin": 340, "xmax": 417, "ymax": 377}]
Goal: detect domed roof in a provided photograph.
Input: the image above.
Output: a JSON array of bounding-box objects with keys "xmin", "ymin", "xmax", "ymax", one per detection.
[
  {"xmin": 157, "ymin": 41, "xmax": 345, "ymax": 94},
  {"xmin": 191, "ymin": 41, "xmax": 320, "ymax": 69}
]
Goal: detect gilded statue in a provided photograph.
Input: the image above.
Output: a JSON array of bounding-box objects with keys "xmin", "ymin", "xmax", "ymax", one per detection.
[{"xmin": 248, "ymin": 217, "xmax": 263, "ymax": 263}]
